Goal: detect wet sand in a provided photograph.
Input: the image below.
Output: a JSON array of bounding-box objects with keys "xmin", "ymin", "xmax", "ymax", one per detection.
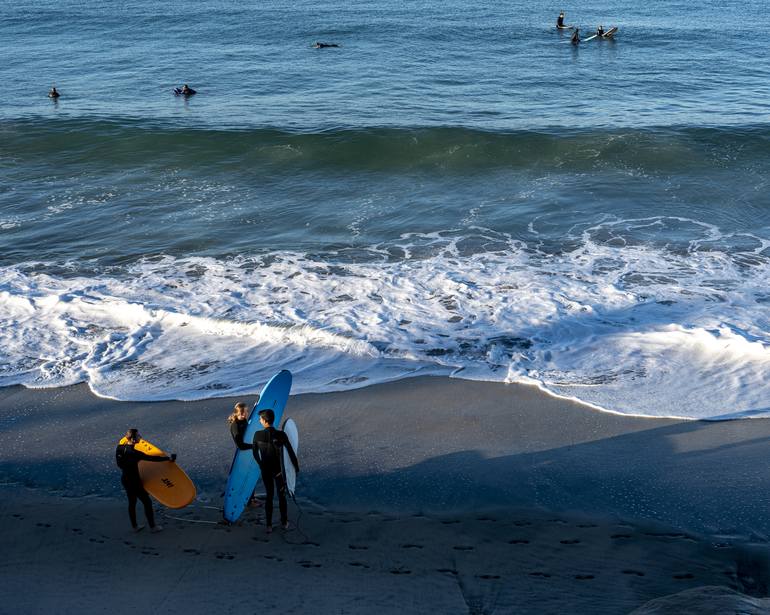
[{"xmin": 1, "ymin": 377, "xmax": 769, "ymax": 613}]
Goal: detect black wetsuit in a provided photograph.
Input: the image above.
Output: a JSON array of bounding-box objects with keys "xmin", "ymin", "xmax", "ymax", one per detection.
[
  {"xmin": 252, "ymin": 426, "xmax": 299, "ymax": 527},
  {"xmin": 557, "ymin": 15, "xmax": 565, "ymax": 28},
  {"xmin": 230, "ymin": 419, "xmax": 252, "ymax": 451},
  {"xmin": 597, "ymin": 27, "xmax": 605, "ymax": 37},
  {"xmin": 115, "ymin": 444, "xmax": 169, "ymax": 528}
]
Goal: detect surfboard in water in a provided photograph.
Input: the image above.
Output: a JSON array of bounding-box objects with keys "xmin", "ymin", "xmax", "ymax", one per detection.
[
  {"xmin": 118, "ymin": 437, "xmax": 196, "ymax": 509},
  {"xmin": 282, "ymin": 418, "xmax": 299, "ymax": 497},
  {"xmin": 602, "ymin": 26, "xmax": 618, "ymax": 39},
  {"xmin": 222, "ymin": 369, "xmax": 292, "ymax": 523}
]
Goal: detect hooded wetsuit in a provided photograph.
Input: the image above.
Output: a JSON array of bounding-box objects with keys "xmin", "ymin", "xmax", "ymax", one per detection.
[
  {"xmin": 252, "ymin": 426, "xmax": 299, "ymax": 527},
  {"xmin": 115, "ymin": 444, "xmax": 169, "ymax": 528}
]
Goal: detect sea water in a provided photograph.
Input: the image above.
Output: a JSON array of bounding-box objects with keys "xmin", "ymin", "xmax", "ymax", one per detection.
[{"xmin": 1, "ymin": 0, "xmax": 769, "ymax": 418}]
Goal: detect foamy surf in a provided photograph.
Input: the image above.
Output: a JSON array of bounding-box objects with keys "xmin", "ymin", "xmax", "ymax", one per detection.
[{"xmin": 1, "ymin": 222, "xmax": 768, "ymax": 419}]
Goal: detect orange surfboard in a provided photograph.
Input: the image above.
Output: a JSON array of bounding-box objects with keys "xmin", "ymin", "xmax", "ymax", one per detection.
[{"xmin": 118, "ymin": 437, "xmax": 196, "ymax": 509}]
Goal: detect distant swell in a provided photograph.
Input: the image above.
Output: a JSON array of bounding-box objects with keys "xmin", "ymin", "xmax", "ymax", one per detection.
[{"xmin": 4, "ymin": 119, "xmax": 770, "ymax": 173}]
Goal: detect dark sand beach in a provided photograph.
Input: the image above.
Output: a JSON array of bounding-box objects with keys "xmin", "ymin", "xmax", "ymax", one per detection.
[{"xmin": 1, "ymin": 377, "xmax": 769, "ymax": 613}]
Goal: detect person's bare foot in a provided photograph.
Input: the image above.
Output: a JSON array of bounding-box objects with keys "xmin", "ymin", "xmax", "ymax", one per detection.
[
  {"xmin": 265, "ymin": 525, "xmax": 273, "ymax": 534},
  {"xmin": 132, "ymin": 525, "xmax": 146, "ymax": 533},
  {"xmin": 150, "ymin": 525, "xmax": 164, "ymax": 533}
]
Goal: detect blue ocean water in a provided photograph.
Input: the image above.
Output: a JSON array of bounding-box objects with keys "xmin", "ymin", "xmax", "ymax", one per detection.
[{"xmin": 1, "ymin": 0, "xmax": 769, "ymax": 418}]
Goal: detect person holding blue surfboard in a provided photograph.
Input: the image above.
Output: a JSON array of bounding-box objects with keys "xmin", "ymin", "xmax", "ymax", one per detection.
[
  {"xmin": 252, "ymin": 409, "xmax": 299, "ymax": 533},
  {"xmin": 116, "ymin": 428, "xmax": 176, "ymax": 533}
]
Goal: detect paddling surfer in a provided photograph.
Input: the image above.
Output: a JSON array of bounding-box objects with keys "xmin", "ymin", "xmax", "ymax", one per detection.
[
  {"xmin": 115, "ymin": 429, "xmax": 175, "ymax": 533},
  {"xmin": 48, "ymin": 85, "xmax": 60, "ymax": 99},
  {"xmin": 571, "ymin": 28, "xmax": 580, "ymax": 44},
  {"xmin": 557, "ymin": 12, "xmax": 567, "ymax": 29},
  {"xmin": 252, "ymin": 409, "xmax": 299, "ymax": 533},
  {"xmin": 597, "ymin": 25, "xmax": 605, "ymax": 37}
]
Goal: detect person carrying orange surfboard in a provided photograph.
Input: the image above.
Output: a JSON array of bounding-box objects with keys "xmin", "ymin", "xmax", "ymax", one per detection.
[{"xmin": 116, "ymin": 428, "xmax": 176, "ymax": 533}]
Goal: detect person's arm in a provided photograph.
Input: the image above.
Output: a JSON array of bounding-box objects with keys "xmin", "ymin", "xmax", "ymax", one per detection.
[
  {"xmin": 283, "ymin": 435, "xmax": 300, "ymax": 474},
  {"xmin": 231, "ymin": 422, "xmax": 253, "ymax": 451},
  {"xmin": 134, "ymin": 449, "xmax": 172, "ymax": 463}
]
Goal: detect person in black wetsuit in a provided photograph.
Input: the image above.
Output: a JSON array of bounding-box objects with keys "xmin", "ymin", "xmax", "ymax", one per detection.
[
  {"xmin": 571, "ymin": 28, "xmax": 580, "ymax": 45},
  {"xmin": 252, "ymin": 409, "xmax": 299, "ymax": 533},
  {"xmin": 557, "ymin": 12, "xmax": 566, "ymax": 28},
  {"xmin": 115, "ymin": 428, "xmax": 175, "ymax": 533},
  {"xmin": 228, "ymin": 402, "xmax": 252, "ymax": 451},
  {"xmin": 228, "ymin": 401, "xmax": 262, "ymax": 508},
  {"xmin": 313, "ymin": 42, "xmax": 339, "ymax": 48},
  {"xmin": 597, "ymin": 25, "xmax": 605, "ymax": 37}
]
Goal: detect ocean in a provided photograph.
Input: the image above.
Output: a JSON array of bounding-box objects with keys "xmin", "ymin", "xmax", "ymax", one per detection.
[{"xmin": 1, "ymin": 0, "xmax": 769, "ymax": 419}]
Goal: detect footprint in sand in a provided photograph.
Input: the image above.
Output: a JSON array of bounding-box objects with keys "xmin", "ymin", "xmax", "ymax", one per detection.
[
  {"xmin": 560, "ymin": 539, "xmax": 581, "ymax": 545},
  {"xmin": 453, "ymin": 545, "xmax": 474, "ymax": 551},
  {"xmin": 349, "ymin": 562, "xmax": 370, "ymax": 569},
  {"xmin": 89, "ymin": 538, "xmax": 105, "ymax": 544},
  {"xmin": 513, "ymin": 521, "xmax": 532, "ymax": 527},
  {"xmin": 673, "ymin": 573, "xmax": 695, "ymax": 580},
  {"xmin": 215, "ymin": 552, "xmax": 235, "ymax": 560},
  {"xmin": 183, "ymin": 548, "xmax": 201, "ymax": 555},
  {"xmin": 389, "ymin": 567, "xmax": 411, "ymax": 575},
  {"xmin": 529, "ymin": 571, "xmax": 552, "ymax": 578},
  {"xmin": 476, "ymin": 517, "xmax": 495, "ymax": 522},
  {"xmin": 644, "ymin": 532, "xmax": 695, "ymax": 542},
  {"xmin": 477, "ymin": 574, "xmax": 501, "ymax": 580},
  {"xmin": 401, "ymin": 544, "xmax": 424, "ymax": 550},
  {"xmin": 611, "ymin": 534, "xmax": 632, "ymax": 539},
  {"xmin": 575, "ymin": 574, "xmax": 595, "ymax": 580},
  {"xmin": 622, "ymin": 570, "xmax": 645, "ymax": 577},
  {"xmin": 577, "ymin": 524, "xmax": 597, "ymax": 528},
  {"xmin": 437, "ymin": 568, "xmax": 458, "ymax": 576},
  {"xmin": 508, "ymin": 539, "xmax": 529, "ymax": 545},
  {"xmin": 302, "ymin": 541, "xmax": 320, "ymax": 547},
  {"xmin": 298, "ymin": 560, "xmax": 321, "ymax": 568},
  {"xmin": 36, "ymin": 522, "xmax": 51, "ymax": 528},
  {"xmin": 71, "ymin": 528, "xmax": 83, "ymax": 535},
  {"xmin": 263, "ymin": 554, "xmax": 283, "ymax": 561},
  {"xmin": 348, "ymin": 544, "xmax": 368, "ymax": 550},
  {"xmin": 12, "ymin": 514, "xmax": 24, "ymax": 520},
  {"xmin": 441, "ymin": 519, "xmax": 460, "ymax": 525}
]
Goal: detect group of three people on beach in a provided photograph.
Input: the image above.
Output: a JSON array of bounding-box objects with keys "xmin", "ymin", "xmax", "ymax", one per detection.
[{"xmin": 115, "ymin": 400, "xmax": 299, "ymax": 534}]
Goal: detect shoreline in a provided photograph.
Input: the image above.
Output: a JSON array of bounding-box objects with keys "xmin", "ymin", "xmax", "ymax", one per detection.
[
  {"xmin": 3, "ymin": 376, "xmax": 770, "ymax": 533},
  {"xmin": 3, "ymin": 376, "xmax": 770, "ymax": 612}
]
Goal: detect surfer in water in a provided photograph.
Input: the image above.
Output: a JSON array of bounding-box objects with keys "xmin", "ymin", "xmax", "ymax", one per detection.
[
  {"xmin": 115, "ymin": 429, "xmax": 175, "ymax": 533},
  {"xmin": 252, "ymin": 409, "xmax": 299, "ymax": 533},
  {"xmin": 313, "ymin": 42, "xmax": 339, "ymax": 48},
  {"xmin": 557, "ymin": 12, "xmax": 567, "ymax": 29},
  {"xmin": 571, "ymin": 28, "xmax": 581, "ymax": 45},
  {"xmin": 48, "ymin": 85, "xmax": 60, "ymax": 99},
  {"xmin": 597, "ymin": 25, "xmax": 605, "ymax": 37},
  {"xmin": 228, "ymin": 401, "xmax": 261, "ymax": 507},
  {"xmin": 174, "ymin": 84, "xmax": 196, "ymax": 96}
]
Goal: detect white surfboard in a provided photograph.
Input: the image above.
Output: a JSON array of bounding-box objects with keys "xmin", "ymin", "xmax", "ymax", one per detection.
[
  {"xmin": 584, "ymin": 34, "xmax": 598, "ymax": 41},
  {"xmin": 282, "ymin": 418, "xmax": 299, "ymax": 497}
]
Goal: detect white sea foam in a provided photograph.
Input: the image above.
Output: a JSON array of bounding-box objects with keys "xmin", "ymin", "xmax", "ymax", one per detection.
[{"xmin": 0, "ymin": 220, "xmax": 768, "ymax": 418}]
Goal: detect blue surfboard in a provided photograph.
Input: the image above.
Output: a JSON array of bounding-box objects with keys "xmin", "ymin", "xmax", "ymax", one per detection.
[{"xmin": 223, "ymin": 369, "xmax": 292, "ymax": 522}]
